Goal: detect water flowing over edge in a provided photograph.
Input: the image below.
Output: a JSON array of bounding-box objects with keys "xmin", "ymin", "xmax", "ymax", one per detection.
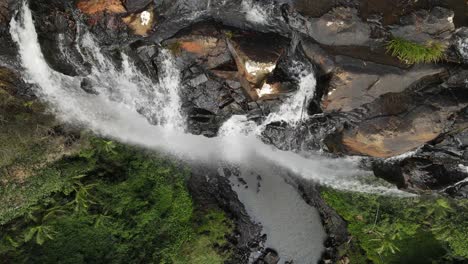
[{"xmin": 10, "ymin": 2, "xmax": 411, "ymax": 196}]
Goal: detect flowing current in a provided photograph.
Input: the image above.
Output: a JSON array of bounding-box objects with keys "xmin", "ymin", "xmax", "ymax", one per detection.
[
  {"xmin": 10, "ymin": 3, "xmax": 409, "ymax": 263},
  {"xmin": 10, "ymin": 2, "xmax": 406, "ymax": 196}
]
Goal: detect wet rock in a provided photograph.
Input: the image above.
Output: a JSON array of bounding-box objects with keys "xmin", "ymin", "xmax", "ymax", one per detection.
[
  {"xmin": 373, "ymin": 106, "xmax": 468, "ymax": 192},
  {"xmin": 265, "ymin": 68, "xmax": 468, "ymax": 158},
  {"xmin": 227, "ymin": 33, "xmax": 288, "ymax": 101},
  {"xmin": 453, "ymin": 27, "xmax": 468, "ymax": 64},
  {"xmin": 255, "ymin": 248, "xmax": 280, "ymax": 264},
  {"xmin": 323, "ymin": 56, "xmax": 445, "ymax": 112},
  {"xmin": 122, "ymin": 8, "xmax": 154, "ymax": 36},
  {"xmin": 308, "ymin": 7, "xmax": 371, "ymax": 46},
  {"xmin": 29, "ymin": 0, "xmax": 84, "ymax": 76},
  {"xmin": 122, "ymin": 0, "xmax": 152, "ymax": 13},
  {"xmin": 291, "ymin": 0, "xmax": 335, "ymax": 18},
  {"xmin": 188, "ymin": 166, "xmax": 263, "ymax": 264},
  {"xmin": 80, "ymin": 78, "xmax": 99, "ymax": 95},
  {"xmin": 445, "ymin": 181, "xmax": 468, "ymax": 198},
  {"xmin": 444, "ymin": 69, "xmax": 468, "ymax": 88},
  {"xmin": 301, "ymin": 39, "xmax": 336, "ymax": 75},
  {"xmin": 390, "ymin": 7, "xmax": 455, "ymax": 44},
  {"xmin": 164, "ymin": 23, "xmax": 232, "ymax": 70}
]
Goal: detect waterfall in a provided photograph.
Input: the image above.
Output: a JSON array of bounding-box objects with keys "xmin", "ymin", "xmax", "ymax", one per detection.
[
  {"xmin": 9, "ymin": 2, "xmax": 409, "ymax": 196},
  {"xmin": 264, "ymin": 70, "xmax": 316, "ymax": 125},
  {"xmin": 242, "ymin": 0, "xmax": 269, "ymax": 25}
]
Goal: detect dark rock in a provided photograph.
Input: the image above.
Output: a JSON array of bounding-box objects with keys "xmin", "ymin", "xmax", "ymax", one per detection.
[
  {"xmin": 323, "ymin": 56, "xmax": 444, "ymax": 112},
  {"xmin": 188, "ymin": 166, "xmax": 263, "ymax": 264},
  {"xmin": 301, "ymin": 40, "xmax": 336, "ymax": 75},
  {"xmin": 263, "ymin": 66, "xmax": 468, "ymax": 173},
  {"xmin": 373, "ymin": 106, "xmax": 468, "ymax": 192},
  {"xmin": 453, "ymin": 27, "xmax": 468, "ymax": 64},
  {"xmin": 80, "ymin": 78, "xmax": 99, "ymax": 95},
  {"xmin": 28, "ymin": 0, "xmax": 92, "ymax": 76},
  {"xmin": 123, "ymin": 0, "xmax": 152, "ymax": 13},
  {"xmin": 0, "ymin": 0, "xmax": 9, "ymax": 28},
  {"xmin": 291, "ymin": 0, "xmax": 335, "ymax": 17},
  {"xmin": 390, "ymin": 7, "xmax": 455, "ymax": 44},
  {"xmin": 255, "ymin": 248, "xmax": 280, "ymax": 264}
]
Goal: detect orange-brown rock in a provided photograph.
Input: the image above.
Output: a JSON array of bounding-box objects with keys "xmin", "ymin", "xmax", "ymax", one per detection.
[{"xmin": 77, "ymin": 0, "xmax": 126, "ymax": 15}]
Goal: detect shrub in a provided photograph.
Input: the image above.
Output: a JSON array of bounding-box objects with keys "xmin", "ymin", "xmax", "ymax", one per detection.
[
  {"xmin": 0, "ymin": 140, "xmax": 234, "ymax": 263},
  {"xmin": 386, "ymin": 37, "xmax": 446, "ymax": 64},
  {"xmin": 320, "ymin": 188, "xmax": 468, "ymax": 263}
]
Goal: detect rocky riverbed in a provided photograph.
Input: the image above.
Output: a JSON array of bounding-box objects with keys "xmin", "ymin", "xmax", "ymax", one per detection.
[{"xmin": 1, "ymin": 0, "xmax": 468, "ymax": 263}]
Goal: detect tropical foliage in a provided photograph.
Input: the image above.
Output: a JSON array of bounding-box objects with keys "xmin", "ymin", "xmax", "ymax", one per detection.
[
  {"xmin": 0, "ymin": 139, "xmax": 233, "ymax": 264},
  {"xmin": 321, "ymin": 188, "xmax": 468, "ymax": 263}
]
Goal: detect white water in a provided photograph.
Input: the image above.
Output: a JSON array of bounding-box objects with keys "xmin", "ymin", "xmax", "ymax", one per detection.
[
  {"xmin": 242, "ymin": 0, "xmax": 269, "ymax": 25},
  {"xmin": 264, "ymin": 71, "xmax": 316, "ymax": 125},
  {"xmin": 10, "ymin": 2, "xmax": 408, "ymax": 196}
]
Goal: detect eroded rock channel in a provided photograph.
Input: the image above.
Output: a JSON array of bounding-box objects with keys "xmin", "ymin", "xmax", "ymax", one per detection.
[{"xmin": 1, "ymin": 0, "xmax": 468, "ymax": 263}]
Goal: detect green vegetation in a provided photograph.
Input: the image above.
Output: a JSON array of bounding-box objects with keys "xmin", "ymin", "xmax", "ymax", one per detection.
[
  {"xmin": 321, "ymin": 188, "xmax": 468, "ymax": 263},
  {"xmin": 224, "ymin": 31, "xmax": 234, "ymax": 39},
  {"xmin": 386, "ymin": 37, "xmax": 446, "ymax": 64},
  {"xmin": 0, "ymin": 138, "xmax": 234, "ymax": 263}
]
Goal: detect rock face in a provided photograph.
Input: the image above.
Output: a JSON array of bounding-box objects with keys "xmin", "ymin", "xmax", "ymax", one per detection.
[
  {"xmin": 188, "ymin": 166, "xmax": 263, "ymax": 264},
  {"xmin": 123, "ymin": 0, "xmax": 153, "ymax": 13},
  {"xmin": 390, "ymin": 7, "xmax": 455, "ymax": 44},
  {"xmin": 323, "ymin": 57, "xmax": 445, "ymax": 112},
  {"xmin": 308, "ymin": 7, "xmax": 372, "ymax": 46},
  {"xmin": 77, "ymin": 0, "xmax": 126, "ymax": 14},
  {"xmin": 453, "ymin": 27, "xmax": 468, "ymax": 63},
  {"xmin": 5, "ymin": 0, "xmax": 468, "ymax": 262}
]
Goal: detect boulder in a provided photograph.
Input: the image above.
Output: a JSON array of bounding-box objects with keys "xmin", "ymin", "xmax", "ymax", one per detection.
[
  {"xmin": 123, "ymin": 0, "xmax": 152, "ymax": 13},
  {"xmin": 453, "ymin": 27, "xmax": 468, "ymax": 64},
  {"xmin": 291, "ymin": 0, "xmax": 335, "ymax": 18},
  {"xmin": 77, "ymin": 0, "xmax": 126, "ymax": 14},
  {"xmin": 122, "ymin": 8, "xmax": 154, "ymax": 36},
  {"xmin": 308, "ymin": 7, "xmax": 371, "ymax": 46},
  {"xmin": 227, "ymin": 33, "xmax": 288, "ymax": 101},
  {"xmin": 163, "ymin": 24, "xmax": 232, "ymax": 70},
  {"xmin": 371, "ymin": 100, "xmax": 468, "ymax": 191},
  {"xmin": 323, "ymin": 56, "xmax": 446, "ymax": 112},
  {"xmin": 389, "ymin": 7, "xmax": 455, "ymax": 44}
]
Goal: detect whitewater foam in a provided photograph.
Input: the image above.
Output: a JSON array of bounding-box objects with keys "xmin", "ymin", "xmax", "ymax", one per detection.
[{"xmin": 10, "ymin": 2, "xmax": 409, "ymax": 196}]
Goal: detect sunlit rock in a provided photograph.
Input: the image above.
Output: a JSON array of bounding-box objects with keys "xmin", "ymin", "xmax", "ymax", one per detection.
[
  {"xmin": 308, "ymin": 7, "xmax": 371, "ymax": 46},
  {"xmin": 163, "ymin": 24, "xmax": 231, "ymax": 70},
  {"xmin": 123, "ymin": 8, "xmax": 153, "ymax": 36},
  {"xmin": 226, "ymin": 34, "xmax": 287, "ymax": 100},
  {"xmin": 322, "ymin": 56, "xmax": 445, "ymax": 112},
  {"xmin": 77, "ymin": 0, "xmax": 126, "ymax": 14}
]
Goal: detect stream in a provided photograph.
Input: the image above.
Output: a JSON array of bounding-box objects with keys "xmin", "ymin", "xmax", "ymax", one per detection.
[{"xmin": 9, "ymin": 3, "xmax": 408, "ymax": 262}]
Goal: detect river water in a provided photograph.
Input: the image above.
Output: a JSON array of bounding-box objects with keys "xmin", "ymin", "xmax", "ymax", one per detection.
[{"xmin": 9, "ymin": 3, "xmax": 407, "ymax": 263}]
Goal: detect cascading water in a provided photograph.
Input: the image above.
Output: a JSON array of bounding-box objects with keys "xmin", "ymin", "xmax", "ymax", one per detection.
[
  {"xmin": 242, "ymin": 0, "xmax": 269, "ymax": 25},
  {"xmin": 10, "ymin": 1, "xmax": 408, "ymax": 196}
]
